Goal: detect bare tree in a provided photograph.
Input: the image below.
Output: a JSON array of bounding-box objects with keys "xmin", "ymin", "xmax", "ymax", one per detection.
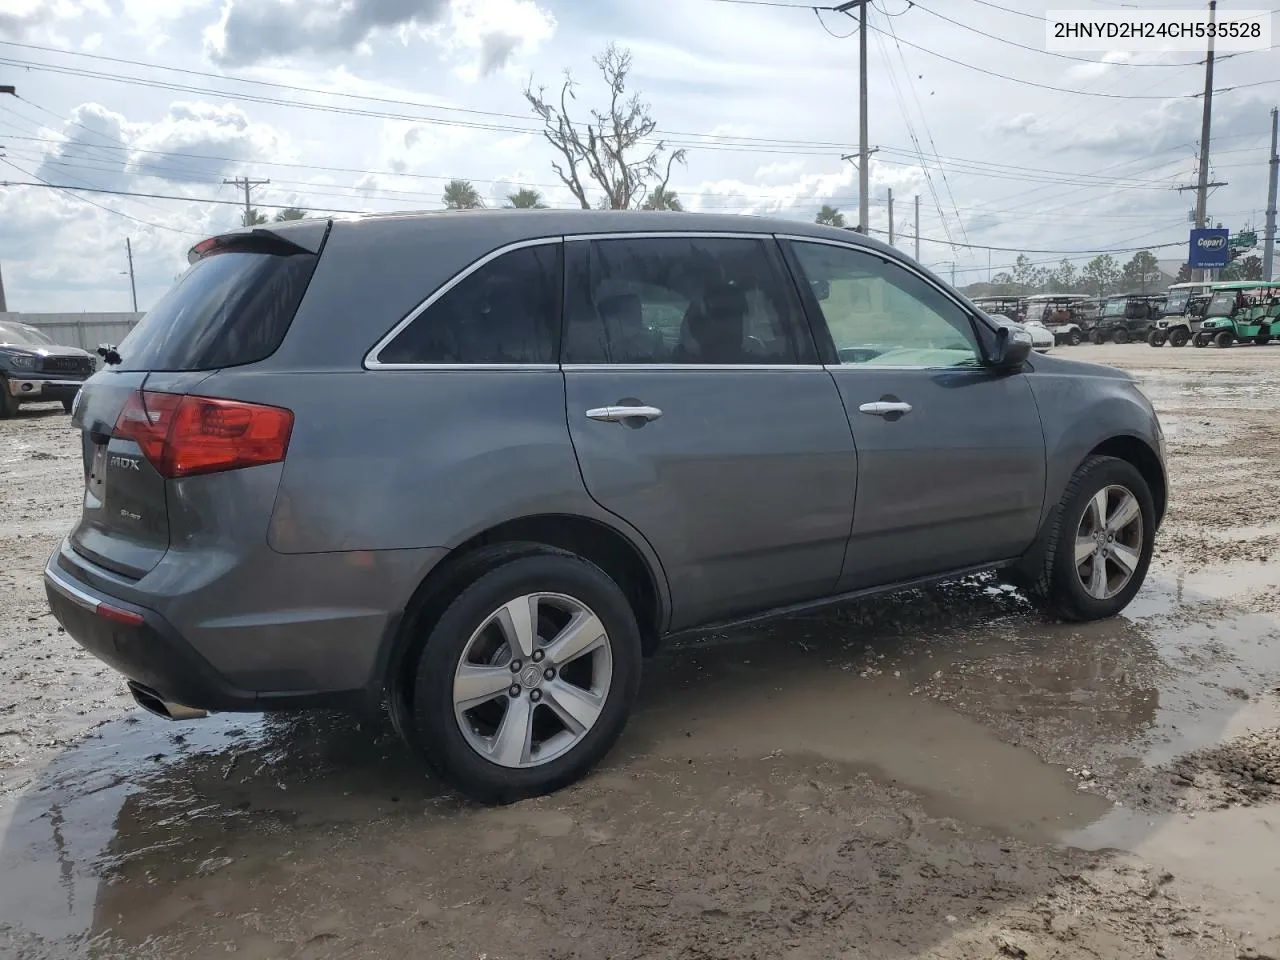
[
  {"xmin": 443, "ymin": 180, "xmax": 484, "ymax": 210},
  {"xmin": 525, "ymin": 43, "xmax": 686, "ymax": 210},
  {"xmin": 505, "ymin": 188, "xmax": 548, "ymax": 209}
]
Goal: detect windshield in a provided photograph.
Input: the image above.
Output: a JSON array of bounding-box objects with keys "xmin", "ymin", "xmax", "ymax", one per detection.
[
  {"xmin": 1163, "ymin": 290, "xmax": 1190, "ymax": 314},
  {"xmin": 0, "ymin": 322, "xmax": 55, "ymax": 348},
  {"xmin": 1206, "ymin": 291, "xmax": 1238, "ymax": 316},
  {"xmin": 1102, "ymin": 299, "xmax": 1127, "ymax": 318}
]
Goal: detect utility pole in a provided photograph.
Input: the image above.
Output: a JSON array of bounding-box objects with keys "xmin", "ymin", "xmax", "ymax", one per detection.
[
  {"xmin": 1173, "ymin": 1, "xmax": 1223, "ymax": 282},
  {"xmin": 125, "ymin": 238, "xmax": 138, "ymax": 312},
  {"xmin": 836, "ymin": 0, "xmax": 872, "ymax": 234},
  {"xmin": 1265, "ymin": 106, "xmax": 1278, "ymax": 281},
  {"xmin": 887, "ymin": 188, "xmax": 894, "ymax": 246},
  {"xmin": 913, "ymin": 195, "xmax": 920, "ymax": 261},
  {"xmin": 223, "ymin": 176, "xmax": 270, "ymax": 227}
]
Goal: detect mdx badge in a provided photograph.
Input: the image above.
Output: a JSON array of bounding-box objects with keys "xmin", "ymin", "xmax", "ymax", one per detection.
[{"xmin": 109, "ymin": 455, "xmax": 141, "ymax": 471}]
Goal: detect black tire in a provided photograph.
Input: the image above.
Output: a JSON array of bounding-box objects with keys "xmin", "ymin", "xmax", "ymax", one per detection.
[
  {"xmin": 1169, "ymin": 327, "xmax": 1190, "ymax": 348},
  {"xmin": 1068, "ymin": 329, "xmax": 1082, "ymax": 346},
  {"xmin": 405, "ymin": 547, "xmax": 642, "ymax": 804},
  {"xmin": 1215, "ymin": 330, "xmax": 1233, "ymax": 349},
  {"xmin": 1090, "ymin": 329, "xmax": 1106, "ymax": 345},
  {"xmin": 1146, "ymin": 329, "xmax": 1166, "ymax": 347},
  {"xmin": 1113, "ymin": 328, "xmax": 1131, "ymax": 344},
  {"xmin": 61, "ymin": 397, "xmax": 75, "ymax": 414},
  {"xmin": 1193, "ymin": 333, "xmax": 1208, "ymax": 348},
  {"xmin": 1022, "ymin": 456, "xmax": 1156, "ymax": 623},
  {"xmin": 0, "ymin": 377, "xmax": 18, "ymax": 419}
]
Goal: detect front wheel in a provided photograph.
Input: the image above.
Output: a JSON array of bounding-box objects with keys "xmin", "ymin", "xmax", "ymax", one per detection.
[
  {"xmin": 1068, "ymin": 329, "xmax": 1082, "ymax": 346},
  {"xmin": 1169, "ymin": 327, "xmax": 1190, "ymax": 348},
  {"xmin": 1147, "ymin": 329, "xmax": 1166, "ymax": 347},
  {"xmin": 1090, "ymin": 330, "xmax": 1106, "ymax": 345},
  {"xmin": 1021, "ymin": 456, "xmax": 1155, "ymax": 622},
  {"xmin": 405, "ymin": 548, "xmax": 642, "ymax": 804},
  {"xmin": 1113, "ymin": 328, "xmax": 1131, "ymax": 344},
  {"xmin": 1193, "ymin": 333, "xmax": 1209, "ymax": 348},
  {"xmin": 1215, "ymin": 330, "xmax": 1234, "ymax": 348}
]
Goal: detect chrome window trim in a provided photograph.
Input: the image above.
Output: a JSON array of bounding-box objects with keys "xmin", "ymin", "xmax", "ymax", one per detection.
[
  {"xmin": 562, "ymin": 363, "xmax": 827, "ymax": 372},
  {"xmin": 563, "ymin": 230, "xmax": 774, "ymax": 242},
  {"xmin": 776, "ymin": 233, "xmax": 994, "ymax": 371},
  {"xmin": 364, "ymin": 236, "xmax": 563, "ymax": 370}
]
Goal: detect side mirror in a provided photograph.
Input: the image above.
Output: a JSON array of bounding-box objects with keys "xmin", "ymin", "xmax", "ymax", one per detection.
[{"xmin": 990, "ymin": 324, "xmax": 1033, "ymax": 371}]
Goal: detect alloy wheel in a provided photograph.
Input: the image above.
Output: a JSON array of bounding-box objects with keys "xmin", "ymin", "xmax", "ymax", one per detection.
[
  {"xmin": 1074, "ymin": 485, "xmax": 1144, "ymax": 601},
  {"xmin": 452, "ymin": 593, "xmax": 613, "ymax": 768}
]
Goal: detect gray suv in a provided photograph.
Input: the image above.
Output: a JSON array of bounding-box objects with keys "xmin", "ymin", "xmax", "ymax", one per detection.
[{"xmin": 43, "ymin": 211, "xmax": 1166, "ymax": 803}]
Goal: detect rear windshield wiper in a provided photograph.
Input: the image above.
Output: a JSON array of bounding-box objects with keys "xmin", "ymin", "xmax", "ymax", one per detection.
[{"xmin": 96, "ymin": 344, "xmax": 122, "ymax": 366}]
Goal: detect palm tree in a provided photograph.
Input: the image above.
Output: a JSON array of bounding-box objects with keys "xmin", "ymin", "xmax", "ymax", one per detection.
[
  {"xmin": 505, "ymin": 188, "xmax": 548, "ymax": 209},
  {"xmin": 815, "ymin": 205, "xmax": 845, "ymax": 228},
  {"xmin": 274, "ymin": 207, "xmax": 308, "ymax": 221},
  {"xmin": 242, "ymin": 208, "xmax": 268, "ymax": 227},
  {"xmin": 642, "ymin": 186, "xmax": 682, "ymax": 211},
  {"xmin": 443, "ymin": 179, "xmax": 484, "ymax": 210}
]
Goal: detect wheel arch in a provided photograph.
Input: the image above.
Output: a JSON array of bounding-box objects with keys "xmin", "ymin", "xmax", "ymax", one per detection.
[{"xmin": 380, "ymin": 513, "xmax": 669, "ymax": 718}]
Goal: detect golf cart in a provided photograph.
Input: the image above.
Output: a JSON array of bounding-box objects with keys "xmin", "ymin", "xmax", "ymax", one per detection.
[
  {"xmin": 1193, "ymin": 281, "xmax": 1280, "ymax": 348},
  {"xmin": 1024, "ymin": 293, "xmax": 1088, "ymax": 345},
  {"xmin": 970, "ymin": 296, "xmax": 1025, "ymax": 323},
  {"xmin": 1090, "ymin": 293, "xmax": 1164, "ymax": 344},
  {"xmin": 1148, "ymin": 282, "xmax": 1213, "ymax": 347}
]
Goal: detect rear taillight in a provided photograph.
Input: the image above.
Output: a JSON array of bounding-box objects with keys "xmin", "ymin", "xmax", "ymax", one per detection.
[{"xmin": 113, "ymin": 391, "xmax": 293, "ymax": 479}]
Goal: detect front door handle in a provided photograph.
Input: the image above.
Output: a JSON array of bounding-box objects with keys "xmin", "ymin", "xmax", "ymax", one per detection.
[
  {"xmin": 586, "ymin": 405, "xmax": 663, "ymax": 423},
  {"xmin": 858, "ymin": 401, "xmax": 913, "ymax": 417}
]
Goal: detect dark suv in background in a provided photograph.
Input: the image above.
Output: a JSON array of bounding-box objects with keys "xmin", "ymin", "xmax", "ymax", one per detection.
[
  {"xmin": 0, "ymin": 319, "xmax": 96, "ymax": 417},
  {"xmin": 44, "ymin": 211, "xmax": 1167, "ymax": 803}
]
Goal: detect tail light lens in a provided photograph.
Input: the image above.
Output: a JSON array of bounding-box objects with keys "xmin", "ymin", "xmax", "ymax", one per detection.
[{"xmin": 113, "ymin": 391, "xmax": 293, "ymax": 478}]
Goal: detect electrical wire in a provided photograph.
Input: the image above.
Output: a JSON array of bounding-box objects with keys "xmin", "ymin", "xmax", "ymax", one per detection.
[
  {"xmin": 813, "ymin": 8, "xmax": 860, "ymax": 39},
  {"xmin": 0, "ymin": 159, "xmax": 199, "ymax": 233}
]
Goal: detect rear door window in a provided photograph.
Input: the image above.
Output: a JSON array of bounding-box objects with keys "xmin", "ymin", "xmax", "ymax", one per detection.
[
  {"xmin": 375, "ymin": 242, "xmax": 562, "ymax": 365},
  {"xmin": 561, "ymin": 236, "xmax": 810, "ymax": 365},
  {"xmin": 115, "ymin": 247, "xmax": 319, "ymax": 372}
]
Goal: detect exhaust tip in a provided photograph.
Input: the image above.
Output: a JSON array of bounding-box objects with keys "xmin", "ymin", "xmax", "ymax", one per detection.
[{"xmin": 128, "ymin": 682, "xmax": 208, "ymax": 721}]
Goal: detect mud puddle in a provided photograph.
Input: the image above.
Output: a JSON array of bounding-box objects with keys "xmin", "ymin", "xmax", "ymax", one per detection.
[{"xmin": 3, "ymin": 566, "xmax": 1278, "ymax": 958}]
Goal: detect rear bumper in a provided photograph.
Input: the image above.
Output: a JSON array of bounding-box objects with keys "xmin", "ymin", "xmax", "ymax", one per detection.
[
  {"xmin": 5, "ymin": 377, "xmax": 86, "ymax": 401},
  {"xmin": 43, "ymin": 548, "xmax": 401, "ymax": 714}
]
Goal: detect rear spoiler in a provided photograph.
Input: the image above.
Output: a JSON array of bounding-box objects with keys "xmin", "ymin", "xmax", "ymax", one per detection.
[{"xmin": 187, "ymin": 220, "xmax": 331, "ymax": 264}]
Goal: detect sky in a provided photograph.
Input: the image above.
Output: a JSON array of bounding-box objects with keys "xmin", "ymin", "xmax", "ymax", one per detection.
[{"xmin": 0, "ymin": 0, "xmax": 1276, "ymax": 312}]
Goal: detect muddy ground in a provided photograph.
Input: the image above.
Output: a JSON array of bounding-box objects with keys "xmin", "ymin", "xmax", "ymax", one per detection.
[{"xmin": 3, "ymin": 342, "xmax": 1280, "ymax": 960}]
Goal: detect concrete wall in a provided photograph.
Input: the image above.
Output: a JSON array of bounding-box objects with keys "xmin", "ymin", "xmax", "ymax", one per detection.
[{"xmin": 1, "ymin": 312, "xmax": 142, "ymax": 352}]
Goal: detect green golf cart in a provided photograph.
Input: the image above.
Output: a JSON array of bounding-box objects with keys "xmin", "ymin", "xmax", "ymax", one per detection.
[{"xmin": 1192, "ymin": 281, "xmax": 1280, "ymax": 348}]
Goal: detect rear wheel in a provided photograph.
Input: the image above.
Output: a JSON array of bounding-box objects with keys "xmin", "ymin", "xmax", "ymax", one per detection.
[
  {"xmin": 1215, "ymin": 330, "xmax": 1234, "ymax": 348},
  {"xmin": 1113, "ymin": 328, "xmax": 1131, "ymax": 344},
  {"xmin": 0, "ymin": 377, "xmax": 17, "ymax": 419},
  {"xmin": 1090, "ymin": 330, "xmax": 1106, "ymax": 345},
  {"xmin": 1169, "ymin": 327, "xmax": 1190, "ymax": 348},
  {"xmin": 1068, "ymin": 329, "xmax": 1082, "ymax": 346},
  {"xmin": 1021, "ymin": 456, "xmax": 1155, "ymax": 622},
  {"xmin": 1193, "ymin": 333, "xmax": 1209, "ymax": 347},
  {"xmin": 405, "ymin": 548, "xmax": 642, "ymax": 804},
  {"xmin": 1147, "ymin": 329, "xmax": 1166, "ymax": 347}
]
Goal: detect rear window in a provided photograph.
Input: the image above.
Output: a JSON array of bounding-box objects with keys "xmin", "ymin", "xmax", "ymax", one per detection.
[{"xmin": 115, "ymin": 249, "xmax": 318, "ymax": 371}]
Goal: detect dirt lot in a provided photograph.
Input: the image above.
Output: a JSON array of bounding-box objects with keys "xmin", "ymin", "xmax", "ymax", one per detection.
[{"xmin": 4, "ymin": 342, "xmax": 1280, "ymax": 960}]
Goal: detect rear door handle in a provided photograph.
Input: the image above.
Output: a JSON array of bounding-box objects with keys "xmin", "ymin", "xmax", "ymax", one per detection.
[
  {"xmin": 858, "ymin": 401, "xmax": 913, "ymax": 417},
  {"xmin": 586, "ymin": 405, "xmax": 663, "ymax": 423}
]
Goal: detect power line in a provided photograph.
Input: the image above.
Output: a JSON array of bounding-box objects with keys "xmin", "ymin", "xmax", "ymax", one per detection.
[{"xmin": 0, "ymin": 159, "xmax": 197, "ymax": 233}]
